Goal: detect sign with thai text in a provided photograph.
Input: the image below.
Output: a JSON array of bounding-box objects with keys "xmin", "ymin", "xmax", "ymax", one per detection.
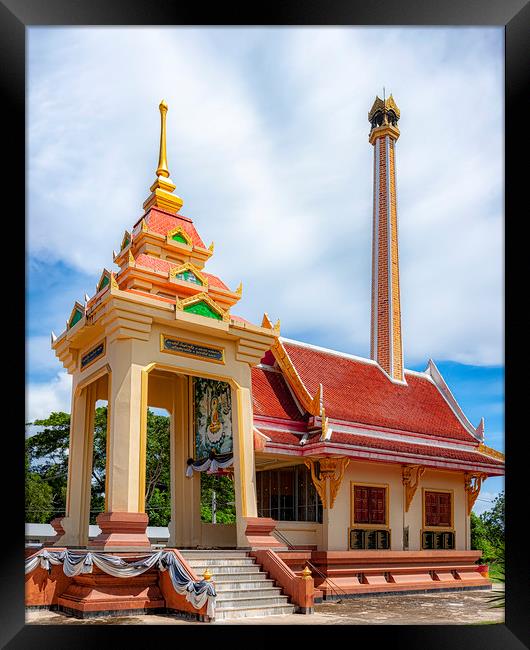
[
  {"xmin": 80, "ymin": 341, "xmax": 105, "ymax": 370},
  {"xmin": 160, "ymin": 335, "xmax": 225, "ymax": 364}
]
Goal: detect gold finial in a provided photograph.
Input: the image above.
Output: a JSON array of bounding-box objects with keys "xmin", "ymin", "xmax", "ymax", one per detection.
[
  {"xmin": 156, "ymin": 99, "xmax": 170, "ymax": 178},
  {"xmin": 128, "ymin": 249, "xmax": 135, "ymax": 266},
  {"xmin": 203, "ymin": 568, "xmax": 212, "ymax": 581},
  {"xmin": 301, "ymin": 565, "xmax": 312, "ymax": 580},
  {"xmin": 235, "ymin": 281, "xmax": 243, "ymax": 296},
  {"xmin": 208, "ymin": 241, "xmax": 215, "ymax": 254}
]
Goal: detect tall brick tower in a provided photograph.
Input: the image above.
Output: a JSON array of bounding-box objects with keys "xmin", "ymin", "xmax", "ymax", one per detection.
[{"xmin": 368, "ymin": 94, "xmax": 404, "ymax": 382}]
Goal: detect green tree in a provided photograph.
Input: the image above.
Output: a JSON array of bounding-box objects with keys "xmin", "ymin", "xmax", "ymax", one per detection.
[
  {"xmin": 25, "ymin": 456, "xmax": 54, "ymax": 523},
  {"xmin": 200, "ymin": 473, "xmax": 236, "ymax": 524}
]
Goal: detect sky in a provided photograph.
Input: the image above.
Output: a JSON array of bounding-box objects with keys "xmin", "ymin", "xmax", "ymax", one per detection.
[{"xmin": 26, "ymin": 27, "xmax": 504, "ymax": 514}]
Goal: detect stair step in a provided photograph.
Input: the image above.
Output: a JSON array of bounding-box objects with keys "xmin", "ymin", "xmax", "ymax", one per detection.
[
  {"xmin": 215, "ymin": 583, "xmax": 278, "ymax": 593},
  {"xmin": 187, "ymin": 557, "xmax": 256, "ymax": 567},
  {"xmin": 215, "ymin": 595, "xmax": 289, "ymax": 608},
  {"xmin": 213, "ymin": 572, "xmax": 270, "ymax": 583},
  {"xmin": 193, "ymin": 564, "xmax": 262, "ymax": 575},
  {"xmin": 216, "ymin": 587, "xmax": 283, "ymax": 599},
  {"xmin": 214, "ymin": 604, "xmax": 294, "ymax": 621}
]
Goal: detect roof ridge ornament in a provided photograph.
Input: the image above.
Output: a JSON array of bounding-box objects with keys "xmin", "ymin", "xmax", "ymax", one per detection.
[{"xmin": 142, "ymin": 100, "xmax": 184, "ymax": 215}]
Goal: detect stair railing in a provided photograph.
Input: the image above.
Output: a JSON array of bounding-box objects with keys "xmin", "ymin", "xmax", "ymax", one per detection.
[{"xmin": 273, "ymin": 528, "xmax": 347, "ymax": 603}]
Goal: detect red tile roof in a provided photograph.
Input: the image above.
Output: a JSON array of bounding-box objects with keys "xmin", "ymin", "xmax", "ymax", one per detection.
[
  {"xmin": 251, "ymin": 367, "xmax": 306, "ymax": 422},
  {"xmin": 134, "ymin": 253, "xmax": 229, "ymax": 291},
  {"xmin": 281, "ymin": 341, "xmax": 476, "ymax": 442},
  {"xmin": 144, "ymin": 207, "xmax": 206, "ymax": 248},
  {"xmin": 325, "ymin": 432, "xmax": 504, "ymax": 466},
  {"xmin": 255, "ymin": 427, "xmax": 303, "ymax": 446}
]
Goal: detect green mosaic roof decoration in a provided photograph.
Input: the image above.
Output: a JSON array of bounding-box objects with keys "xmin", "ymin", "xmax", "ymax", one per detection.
[
  {"xmin": 69, "ymin": 309, "xmax": 83, "ymax": 328},
  {"xmin": 122, "ymin": 235, "xmax": 130, "ymax": 249},
  {"xmin": 183, "ymin": 301, "xmax": 222, "ymax": 320},
  {"xmin": 172, "ymin": 233, "xmax": 188, "ymax": 244},
  {"xmin": 98, "ymin": 275, "xmax": 110, "ymax": 291},
  {"xmin": 175, "ymin": 269, "xmax": 203, "ymax": 285}
]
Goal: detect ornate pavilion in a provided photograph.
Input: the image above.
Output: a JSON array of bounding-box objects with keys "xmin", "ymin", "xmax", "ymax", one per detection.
[{"xmin": 25, "ymin": 96, "xmax": 504, "ymax": 619}]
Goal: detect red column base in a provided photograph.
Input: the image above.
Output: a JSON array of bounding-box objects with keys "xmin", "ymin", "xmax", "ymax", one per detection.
[
  {"xmin": 89, "ymin": 512, "xmax": 151, "ymax": 551},
  {"xmin": 244, "ymin": 517, "xmax": 287, "ymax": 550}
]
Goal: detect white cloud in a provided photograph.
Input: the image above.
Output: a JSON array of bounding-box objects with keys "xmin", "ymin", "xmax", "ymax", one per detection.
[
  {"xmin": 26, "ymin": 372, "xmax": 72, "ymax": 423},
  {"xmin": 28, "ymin": 27, "xmax": 503, "ymax": 366}
]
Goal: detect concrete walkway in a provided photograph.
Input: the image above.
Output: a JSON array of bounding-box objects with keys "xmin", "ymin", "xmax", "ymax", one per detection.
[{"xmin": 26, "ymin": 586, "xmax": 504, "ymax": 626}]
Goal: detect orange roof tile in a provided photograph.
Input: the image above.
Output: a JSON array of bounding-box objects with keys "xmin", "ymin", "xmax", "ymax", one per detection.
[
  {"xmin": 143, "ymin": 207, "xmax": 206, "ymax": 248},
  {"xmin": 281, "ymin": 340, "xmax": 477, "ymax": 442},
  {"xmin": 251, "ymin": 367, "xmax": 306, "ymax": 422}
]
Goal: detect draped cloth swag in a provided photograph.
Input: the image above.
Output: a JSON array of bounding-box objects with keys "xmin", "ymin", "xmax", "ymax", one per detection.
[
  {"xmin": 25, "ymin": 549, "xmax": 217, "ymax": 618},
  {"xmin": 186, "ymin": 452, "xmax": 233, "ymax": 477}
]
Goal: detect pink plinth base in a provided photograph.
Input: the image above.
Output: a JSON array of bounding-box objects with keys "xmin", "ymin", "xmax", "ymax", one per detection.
[
  {"xmin": 244, "ymin": 517, "xmax": 287, "ymax": 550},
  {"xmin": 89, "ymin": 512, "xmax": 151, "ymax": 550}
]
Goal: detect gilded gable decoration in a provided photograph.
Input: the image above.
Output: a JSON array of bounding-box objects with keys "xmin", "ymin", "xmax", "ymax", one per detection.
[
  {"xmin": 176, "ymin": 292, "xmax": 229, "ymax": 322},
  {"xmin": 167, "ymin": 226, "xmax": 192, "ymax": 246},
  {"xmin": 96, "ymin": 269, "xmax": 111, "ymax": 293},
  {"xmin": 169, "ymin": 262, "xmax": 207, "ymax": 287}
]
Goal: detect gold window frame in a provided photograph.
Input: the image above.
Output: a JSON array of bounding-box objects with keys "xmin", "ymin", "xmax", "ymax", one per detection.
[{"xmin": 350, "ymin": 481, "xmax": 390, "ymax": 529}]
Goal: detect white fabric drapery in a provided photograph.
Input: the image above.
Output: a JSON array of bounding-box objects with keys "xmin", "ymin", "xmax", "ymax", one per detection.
[
  {"xmin": 186, "ymin": 453, "xmax": 233, "ymax": 477},
  {"xmin": 25, "ymin": 549, "xmax": 216, "ymax": 618}
]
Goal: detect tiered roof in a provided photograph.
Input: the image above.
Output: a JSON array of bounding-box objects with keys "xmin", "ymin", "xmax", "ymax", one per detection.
[{"xmin": 252, "ymin": 338, "xmax": 504, "ymax": 475}]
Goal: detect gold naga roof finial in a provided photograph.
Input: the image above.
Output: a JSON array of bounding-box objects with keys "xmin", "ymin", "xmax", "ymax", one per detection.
[
  {"xmin": 156, "ymin": 99, "xmax": 170, "ymax": 178},
  {"xmin": 142, "ymin": 99, "xmax": 184, "ymax": 214}
]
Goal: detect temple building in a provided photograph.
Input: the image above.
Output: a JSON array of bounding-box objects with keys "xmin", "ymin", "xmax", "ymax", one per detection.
[{"xmin": 26, "ymin": 96, "xmax": 504, "ymax": 620}]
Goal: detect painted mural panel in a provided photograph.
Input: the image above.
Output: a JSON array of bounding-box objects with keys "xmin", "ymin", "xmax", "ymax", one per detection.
[{"xmin": 193, "ymin": 377, "xmax": 233, "ymax": 460}]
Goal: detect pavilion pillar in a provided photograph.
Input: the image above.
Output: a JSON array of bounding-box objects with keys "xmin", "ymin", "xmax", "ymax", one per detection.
[
  {"xmin": 233, "ymin": 385, "xmax": 258, "ymax": 548},
  {"xmin": 169, "ymin": 375, "xmax": 201, "ymax": 547},
  {"xmin": 54, "ymin": 382, "xmax": 96, "ymax": 547},
  {"xmin": 90, "ymin": 340, "xmax": 150, "ymax": 550}
]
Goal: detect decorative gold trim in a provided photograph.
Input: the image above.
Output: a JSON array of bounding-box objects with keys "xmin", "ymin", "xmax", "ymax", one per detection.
[
  {"xmin": 141, "ymin": 218, "xmax": 148, "ymax": 233},
  {"xmin": 236, "ymin": 387, "xmax": 248, "ymax": 516},
  {"xmin": 96, "ymin": 269, "xmax": 111, "ymax": 293},
  {"xmin": 160, "ymin": 333, "xmax": 225, "ymax": 365},
  {"xmin": 110, "ymin": 272, "xmax": 119, "ymax": 290},
  {"xmin": 351, "ymin": 481, "xmax": 390, "ymax": 528},
  {"xmin": 67, "ymin": 301, "xmax": 85, "ymax": 329},
  {"xmin": 368, "ymin": 94, "xmax": 401, "ymax": 121},
  {"xmin": 402, "ymin": 465, "xmax": 426, "ymax": 512},
  {"xmin": 305, "ymin": 457, "xmax": 349, "ymax": 509},
  {"xmin": 271, "ymin": 338, "xmax": 318, "ymax": 416},
  {"xmin": 120, "ymin": 230, "xmax": 131, "ymax": 251},
  {"xmin": 422, "ymin": 487, "xmax": 455, "ymax": 529},
  {"xmin": 235, "ymin": 281, "xmax": 243, "ymax": 297},
  {"xmin": 176, "ymin": 292, "xmax": 230, "ymax": 323},
  {"xmin": 464, "ymin": 472, "xmax": 488, "ymax": 515},
  {"xmin": 477, "ymin": 443, "xmax": 504, "ymax": 461},
  {"xmin": 128, "ymin": 249, "xmax": 135, "ymax": 267},
  {"xmin": 166, "ymin": 226, "xmax": 192, "ymax": 247},
  {"xmin": 138, "ymin": 363, "xmax": 156, "ymax": 512},
  {"xmin": 168, "ymin": 261, "xmax": 208, "ymax": 287},
  {"xmin": 208, "ymin": 241, "xmax": 215, "ymax": 254}
]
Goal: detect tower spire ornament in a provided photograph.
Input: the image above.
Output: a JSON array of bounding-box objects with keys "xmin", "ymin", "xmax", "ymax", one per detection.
[
  {"xmin": 156, "ymin": 99, "xmax": 170, "ymax": 178},
  {"xmin": 369, "ymin": 93, "xmax": 404, "ymax": 382},
  {"xmin": 142, "ymin": 99, "xmax": 184, "ymax": 215}
]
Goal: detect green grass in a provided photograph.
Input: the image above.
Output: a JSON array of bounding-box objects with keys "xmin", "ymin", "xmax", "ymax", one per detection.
[{"xmin": 488, "ymin": 563, "xmax": 504, "ymax": 583}]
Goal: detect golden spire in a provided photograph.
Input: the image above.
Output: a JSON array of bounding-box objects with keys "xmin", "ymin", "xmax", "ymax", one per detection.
[
  {"xmin": 142, "ymin": 99, "xmax": 184, "ymax": 215},
  {"xmin": 156, "ymin": 99, "xmax": 170, "ymax": 178}
]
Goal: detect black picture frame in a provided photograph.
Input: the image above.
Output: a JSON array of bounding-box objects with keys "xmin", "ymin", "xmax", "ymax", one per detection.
[{"xmin": 4, "ymin": 0, "xmax": 528, "ymax": 647}]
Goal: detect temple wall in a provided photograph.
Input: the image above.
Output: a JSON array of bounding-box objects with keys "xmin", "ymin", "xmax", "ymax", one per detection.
[
  {"xmin": 405, "ymin": 468, "xmax": 468, "ymax": 551},
  {"xmin": 276, "ymin": 520, "xmax": 323, "ymax": 549},
  {"xmin": 321, "ymin": 461, "xmax": 468, "ymax": 552},
  {"xmin": 201, "ymin": 522, "xmax": 237, "ymax": 548}
]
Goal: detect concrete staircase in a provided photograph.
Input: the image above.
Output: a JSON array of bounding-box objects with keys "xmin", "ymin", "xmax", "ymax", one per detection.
[{"xmin": 180, "ymin": 550, "xmax": 294, "ymax": 621}]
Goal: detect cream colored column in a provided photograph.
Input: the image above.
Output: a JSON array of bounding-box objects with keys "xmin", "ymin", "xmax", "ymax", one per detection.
[
  {"xmin": 55, "ymin": 381, "xmax": 96, "ymax": 546},
  {"xmin": 232, "ymin": 384, "xmax": 258, "ymax": 547},
  {"xmin": 168, "ymin": 375, "xmax": 200, "ymax": 547},
  {"xmin": 105, "ymin": 340, "xmax": 144, "ymax": 513}
]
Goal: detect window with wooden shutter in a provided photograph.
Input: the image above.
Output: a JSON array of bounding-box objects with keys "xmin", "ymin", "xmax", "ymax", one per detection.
[
  {"xmin": 424, "ymin": 490, "xmax": 452, "ymax": 528},
  {"xmin": 353, "ymin": 484, "xmax": 388, "ymax": 526}
]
